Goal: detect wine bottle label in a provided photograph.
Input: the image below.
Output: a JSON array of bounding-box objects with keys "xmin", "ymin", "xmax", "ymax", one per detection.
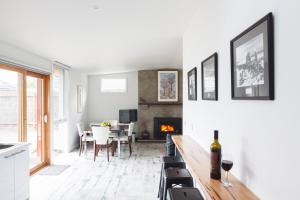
[
  {"xmin": 210, "ymin": 150, "xmax": 221, "ymax": 179},
  {"xmin": 211, "ymin": 152, "xmax": 220, "ymax": 170},
  {"xmin": 211, "ymin": 152, "xmax": 217, "ymax": 169}
]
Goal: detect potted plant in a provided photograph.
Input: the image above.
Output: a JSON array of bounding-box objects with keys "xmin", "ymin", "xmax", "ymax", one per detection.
[{"xmin": 100, "ymin": 121, "xmax": 111, "ymax": 127}]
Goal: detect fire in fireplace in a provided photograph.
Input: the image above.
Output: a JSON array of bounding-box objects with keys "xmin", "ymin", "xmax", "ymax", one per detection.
[
  {"xmin": 154, "ymin": 117, "xmax": 182, "ymax": 139},
  {"xmin": 161, "ymin": 124, "xmax": 175, "ymax": 133}
]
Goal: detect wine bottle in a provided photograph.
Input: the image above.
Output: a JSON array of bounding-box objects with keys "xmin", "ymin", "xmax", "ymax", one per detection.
[{"xmin": 210, "ymin": 130, "xmax": 222, "ymax": 180}]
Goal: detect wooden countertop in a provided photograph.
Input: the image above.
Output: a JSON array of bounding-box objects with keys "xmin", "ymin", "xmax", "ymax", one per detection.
[{"xmin": 172, "ymin": 135, "xmax": 259, "ymax": 200}]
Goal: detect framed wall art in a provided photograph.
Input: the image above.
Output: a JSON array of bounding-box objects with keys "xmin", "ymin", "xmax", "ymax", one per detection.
[
  {"xmin": 230, "ymin": 13, "xmax": 274, "ymax": 100},
  {"xmin": 201, "ymin": 53, "xmax": 218, "ymax": 100},
  {"xmin": 188, "ymin": 67, "xmax": 197, "ymax": 100},
  {"xmin": 158, "ymin": 70, "xmax": 178, "ymax": 102}
]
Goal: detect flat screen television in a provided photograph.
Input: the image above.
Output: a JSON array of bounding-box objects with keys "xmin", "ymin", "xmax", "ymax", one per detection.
[
  {"xmin": 129, "ymin": 109, "xmax": 137, "ymax": 122},
  {"xmin": 119, "ymin": 109, "xmax": 137, "ymax": 123}
]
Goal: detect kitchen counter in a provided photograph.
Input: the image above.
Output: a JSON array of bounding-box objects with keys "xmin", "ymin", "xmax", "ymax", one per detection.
[{"xmin": 0, "ymin": 142, "xmax": 30, "ymax": 156}]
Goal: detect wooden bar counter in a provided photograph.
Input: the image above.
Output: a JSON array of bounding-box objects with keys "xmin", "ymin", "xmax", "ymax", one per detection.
[{"xmin": 172, "ymin": 135, "xmax": 259, "ymax": 200}]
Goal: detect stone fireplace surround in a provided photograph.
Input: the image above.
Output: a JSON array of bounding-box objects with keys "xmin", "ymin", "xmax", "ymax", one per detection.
[{"xmin": 137, "ymin": 69, "xmax": 183, "ymax": 140}]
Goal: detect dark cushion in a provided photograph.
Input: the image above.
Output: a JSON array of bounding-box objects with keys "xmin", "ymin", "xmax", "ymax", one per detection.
[{"xmin": 168, "ymin": 187, "xmax": 204, "ymax": 200}]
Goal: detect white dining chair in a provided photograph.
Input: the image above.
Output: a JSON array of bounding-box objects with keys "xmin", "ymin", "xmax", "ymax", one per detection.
[
  {"xmin": 115, "ymin": 122, "xmax": 134, "ymax": 156},
  {"xmin": 77, "ymin": 123, "xmax": 94, "ymax": 156},
  {"xmin": 92, "ymin": 126, "xmax": 115, "ymax": 162}
]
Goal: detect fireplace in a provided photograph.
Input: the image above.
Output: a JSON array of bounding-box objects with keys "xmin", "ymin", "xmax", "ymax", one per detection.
[{"xmin": 153, "ymin": 117, "xmax": 182, "ymax": 139}]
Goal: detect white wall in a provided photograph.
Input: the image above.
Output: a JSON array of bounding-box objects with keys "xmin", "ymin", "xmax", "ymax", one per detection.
[
  {"xmin": 87, "ymin": 72, "xmax": 138, "ymax": 123},
  {"xmin": 183, "ymin": 0, "xmax": 300, "ymax": 199},
  {"xmin": 0, "ymin": 41, "xmax": 52, "ymax": 73},
  {"xmin": 66, "ymin": 70, "xmax": 88, "ymax": 152}
]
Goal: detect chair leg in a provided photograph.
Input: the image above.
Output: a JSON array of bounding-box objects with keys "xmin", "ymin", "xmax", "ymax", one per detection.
[
  {"xmin": 94, "ymin": 141, "xmax": 96, "ymax": 162},
  {"xmin": 79, "ymin": 140, "xmax": 81, "ymax": 156},
  {"xmin": 111, "ymin": 143, "xmax": 115, "ymax": 156},
  {"xmin": 111, "ymin": 141, "xmax": 116, "ymax": 156},
  {"xmin": 79, "ymin": 139, "xmax": 82, "ymax": 156},
  {"xmin": 158, "ymin": 164, "xmax": 163, "ymax": 198},
  {"xmin": 114, "ymin": 141, "xmax": 118, "ymax": 154},
  {"xmin": 82, "ymin": 142, "xmax": 85, "ymax": 155},
  {"xmin": 162, "ymin": 179, "xmax": 170, "ymax": 200},
  {"xmin": 96, "ymin": 145, "xmax": 100, "ymax": 156},
  {"xmin": 128, "ymin": 137, "xmax": 132, "ymax": 156},
  {"xmin": 107, "ymin": 145, "xmax": 110, "ymax": 162}
]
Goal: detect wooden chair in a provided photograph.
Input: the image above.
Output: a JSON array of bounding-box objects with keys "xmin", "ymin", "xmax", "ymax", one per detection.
[
  {"xmin": 92, "ymin": 126, "xmax": 114, "ymax": 162},
  {"xmin": 77, "ymin": 123, "xmax": 94, "ymax": 156},
  {"xmin": 115, "ymin": 122, "xmax": 134, "ymax": 156}
]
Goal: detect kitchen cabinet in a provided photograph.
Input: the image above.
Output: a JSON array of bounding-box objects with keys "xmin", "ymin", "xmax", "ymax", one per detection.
[
  {"xmin": 0, "ymin": 144, "xmax": 30, "ymax": 200},
  {"xmin": 0, "ymin": 151, "xmax": 15, "ymax": 200}
]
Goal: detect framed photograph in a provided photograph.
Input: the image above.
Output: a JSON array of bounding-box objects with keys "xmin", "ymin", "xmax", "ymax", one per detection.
[
  {"xmin": 158, "ymin": 71, "xmax": 178, "ymax": 102},
  {"xmin": 188, "ymin": 67, "xmax": 197, "ymax": 100},
  {"xmin": 201, "ymin": 53, "xmax": 218, "ymax": 100},
  {"xmin": 77, "ymin": 85, "xmax": 84, "ymax": 113},
  {"xmin": 231, "ymin": 13, "xmax": 274, "ymax": 100}
]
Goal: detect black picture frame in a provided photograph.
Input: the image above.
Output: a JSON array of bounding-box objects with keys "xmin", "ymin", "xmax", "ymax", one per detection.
[
  {"xmin": 201, "ymin": 53, "xmax": 218, "ymax": 100},
  {"xmin": 230, "ymin": 12, "xmax": 274, "ymax": 100},
  {"xmin": 188, "ymin": 67, "xmax": 197, "ymax": 100}
]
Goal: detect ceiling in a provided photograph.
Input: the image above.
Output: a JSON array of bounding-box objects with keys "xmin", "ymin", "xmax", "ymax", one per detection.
[{"xmin": 0, "ymin": 0, "xmax": 200, "ymax": 73}]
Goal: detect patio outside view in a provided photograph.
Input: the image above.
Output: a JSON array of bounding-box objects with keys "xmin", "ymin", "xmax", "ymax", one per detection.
[{"xmin": 0, "ymin": 69, "xmax": 43, "ymax": 167}]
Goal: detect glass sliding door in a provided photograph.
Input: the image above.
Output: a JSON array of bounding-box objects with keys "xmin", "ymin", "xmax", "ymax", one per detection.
[
  {"xmin": 0, "ymin": 65, "xmax": 50, "ymax": 174},
  {"xmin": 0, "ymin": 68, "xmax": 21, "ymax": 143},
  {"xmin": 25, "ymin": 72, "xmax": 49, "ymax": 173},
  {"xmin": 26, "ymin": 75, "xmax": 43, "ymax": 168}
]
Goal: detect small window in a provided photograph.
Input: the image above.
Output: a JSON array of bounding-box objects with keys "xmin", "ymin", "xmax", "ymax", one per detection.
[{"xmin": 101, "ymin": 78, "xmax": 127, "ymax": 93}]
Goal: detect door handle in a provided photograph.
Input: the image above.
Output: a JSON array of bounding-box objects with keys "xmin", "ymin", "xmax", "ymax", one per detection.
[{"xmin": 43, "ymin": 114, "xmax": 48, "ymax": 123}]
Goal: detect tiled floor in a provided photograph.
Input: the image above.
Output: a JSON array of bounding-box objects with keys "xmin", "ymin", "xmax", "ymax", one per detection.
[{"xmin": 30, "ymin": 143, "xmax": 164, "ymax": 200}]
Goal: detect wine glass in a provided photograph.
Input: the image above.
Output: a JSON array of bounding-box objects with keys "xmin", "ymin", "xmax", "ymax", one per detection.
[{"xmin": 221, "ymin": 154, "xmax": 233, "ymax": 187}]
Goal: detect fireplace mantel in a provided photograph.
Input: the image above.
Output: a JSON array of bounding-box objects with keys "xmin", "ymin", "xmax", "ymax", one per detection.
[
  {"xmin": 138, "ymin": 102, "xmax": 182, "ymax": 105},
  {"xmin": 138, "ymin": 102, "xmax": 182, "ymax": 108}
]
